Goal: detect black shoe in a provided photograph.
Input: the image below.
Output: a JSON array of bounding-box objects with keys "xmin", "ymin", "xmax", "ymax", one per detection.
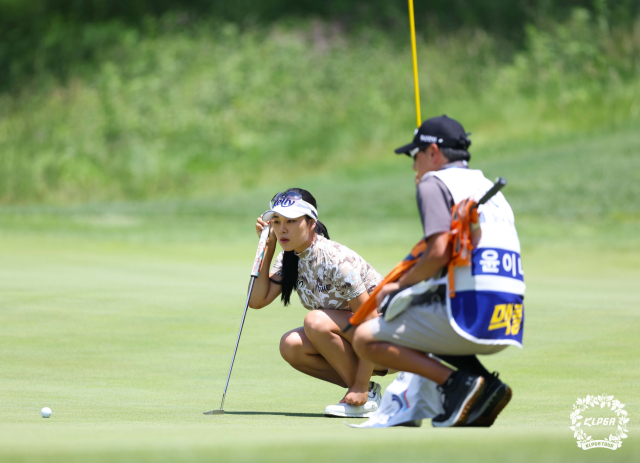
[
  {"xmin": 464, "ymin": 372, "xmax": 512, "ymax": 427},
  {"xmin": 431, "ymin": 371, "xmax": 486, "ymax": 428}
]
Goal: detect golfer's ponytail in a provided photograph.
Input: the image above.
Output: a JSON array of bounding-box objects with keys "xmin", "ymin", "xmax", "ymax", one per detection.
[
  {"xmin": 315, "ymin": 220, "xmax": 330, "ymax": 240},
  {"xmin": 280, "ymin": 251, "xmax": 299, "ymax": 306},
  {"xmin": 280, "ymin": 188, "xmax": 329, "ymax": 306}
]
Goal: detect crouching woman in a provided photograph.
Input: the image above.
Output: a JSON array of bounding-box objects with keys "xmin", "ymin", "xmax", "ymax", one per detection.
[{"xmin": 249, "ymin": 188, "xmax": 386, "ymax": 417}]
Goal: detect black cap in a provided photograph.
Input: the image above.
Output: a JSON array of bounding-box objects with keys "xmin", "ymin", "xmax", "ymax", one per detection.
[{"xmin": 394, "ymin": 115, "xmax": 471, "ymax": 156}]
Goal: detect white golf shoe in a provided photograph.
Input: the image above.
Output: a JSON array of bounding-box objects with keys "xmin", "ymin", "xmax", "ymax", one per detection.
[{"xmin": 324, "ymin": 382, "xmax": 382, "ymax": 418}]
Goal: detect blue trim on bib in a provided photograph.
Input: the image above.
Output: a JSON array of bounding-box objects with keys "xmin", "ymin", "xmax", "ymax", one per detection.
[
  {"xmin": 450, "ymin": 290, "xmax": 524, "ymax": 345},
  {"xmin": 472, "ymin": 248, "xmax": 524, "ymax": 281}
]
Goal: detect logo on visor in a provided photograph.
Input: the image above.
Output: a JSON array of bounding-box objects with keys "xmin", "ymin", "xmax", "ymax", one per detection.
[
  {"xmin": 273, "ymin": 197, "xmax": 296, "ymax": 207},
  {"xmin": 271, "ymin": 191, "xmax": 302, "ymax": 208}
]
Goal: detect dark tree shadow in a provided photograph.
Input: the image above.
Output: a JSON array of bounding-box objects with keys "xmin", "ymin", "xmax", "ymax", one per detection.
[{"xmin": 224, "ymin": 411, "xmax": 325, "ymax": 418}]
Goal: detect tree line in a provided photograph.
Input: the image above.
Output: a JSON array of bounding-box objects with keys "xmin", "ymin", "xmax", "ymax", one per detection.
[{"xmin": 1, "ymin": 0, "xmax": 638, "ymax": 91}]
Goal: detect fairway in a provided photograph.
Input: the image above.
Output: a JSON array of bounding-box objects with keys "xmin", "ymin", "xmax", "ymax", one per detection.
[
  {"xmin": 2, "ymin": 196, "xmax": 639, "ymax": 462},
  {"xmin": 2, "ymin": 2, "xmax": 640, "ymax": 460}
]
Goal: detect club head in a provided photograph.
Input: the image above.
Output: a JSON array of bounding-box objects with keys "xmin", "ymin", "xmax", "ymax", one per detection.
[{"xmin": 203, "ymin": 409, "xmax": 225, "ymax": 415}]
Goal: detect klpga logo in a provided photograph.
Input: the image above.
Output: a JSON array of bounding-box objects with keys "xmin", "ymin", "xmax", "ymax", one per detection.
[
  {"xmin": 583, "ymin": 417, "xmax": 616, "ymax": 426},
  {"xmin": 570, "ymin": 394, "xmax": 629, "ymax": 450}
]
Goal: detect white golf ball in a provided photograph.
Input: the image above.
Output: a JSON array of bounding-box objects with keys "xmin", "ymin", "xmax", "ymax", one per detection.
[{"xmin": 41, "ymin": 407, "xmax": 52, "ymax": 418}]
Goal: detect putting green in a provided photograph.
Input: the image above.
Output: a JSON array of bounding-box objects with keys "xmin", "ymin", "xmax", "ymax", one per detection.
[{"xmin": 1, "ymin": 224, "xmax": 638, "ymax": 462}]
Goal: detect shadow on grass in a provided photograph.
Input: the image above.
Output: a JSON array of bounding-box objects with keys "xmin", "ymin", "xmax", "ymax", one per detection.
[{"xmin": 225, "ymin": 411, "xmax": 325, "ymax": 418}]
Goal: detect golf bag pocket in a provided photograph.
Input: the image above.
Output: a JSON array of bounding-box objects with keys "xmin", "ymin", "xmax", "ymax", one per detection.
[
  {"xmin": 382, "ymin": 278, "xmax": 446, "ymax": 322},
  {"xmin": 348, "ymin": 372, "xmax": 444, "ymax": 428}
]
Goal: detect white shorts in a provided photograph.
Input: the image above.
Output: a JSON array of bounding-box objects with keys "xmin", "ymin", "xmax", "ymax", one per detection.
[{"xmin": 367, "ymin": 300, "xmax": 507, "ymax": 356}]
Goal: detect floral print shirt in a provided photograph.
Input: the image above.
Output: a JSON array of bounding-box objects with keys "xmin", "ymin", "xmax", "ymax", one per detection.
[{"xmin": 271, "ymin": 235, "xmax": 383, "ymax": 311}]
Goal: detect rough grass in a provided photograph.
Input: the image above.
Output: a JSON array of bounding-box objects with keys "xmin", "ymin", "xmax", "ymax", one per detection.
[{"xmin": 2, "ymin": 125, "xmax": 639, "ymax": 250}]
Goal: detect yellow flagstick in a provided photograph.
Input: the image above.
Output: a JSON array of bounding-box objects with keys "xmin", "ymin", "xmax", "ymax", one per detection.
[{"xmin": 408, "ymin": 0, "xmax": 421, "ymax": 127}]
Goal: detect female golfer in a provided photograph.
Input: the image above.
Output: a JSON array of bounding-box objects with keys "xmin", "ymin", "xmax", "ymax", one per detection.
[{"xmin": 248, "ymin": 188, "xmax": 386, "ymax": 417}]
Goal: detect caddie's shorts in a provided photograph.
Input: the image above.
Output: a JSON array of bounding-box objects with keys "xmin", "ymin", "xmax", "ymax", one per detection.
[{"xmin": 368, "ymin": 300, "xmax": 507, "ymax": 356}]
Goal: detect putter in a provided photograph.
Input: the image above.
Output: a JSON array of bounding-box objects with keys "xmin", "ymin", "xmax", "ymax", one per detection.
[{"xmin": 204, "ymin": 224, "xmax": 271, "ymax": 415}]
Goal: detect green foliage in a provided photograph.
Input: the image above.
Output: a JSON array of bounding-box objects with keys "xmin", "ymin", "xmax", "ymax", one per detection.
[
  {"xmin": 2, "ymin": 125, "xmax": 639, "ymax": 254},
  {"xmin": 514, "ymin": 8, "xmax": 640, "ymax": 95},
  {"xmin": 2, "ymin": 1, "xmax": 640, "ymax": 90},
  {"xmin": 0, "ymin": 12, "xmax": 639, "ymax": 204}
]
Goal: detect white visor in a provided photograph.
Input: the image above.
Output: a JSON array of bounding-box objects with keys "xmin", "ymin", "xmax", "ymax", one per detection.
[{"xmin": 262, "ymin": 192, "xmax": 318, "ymax": 222}]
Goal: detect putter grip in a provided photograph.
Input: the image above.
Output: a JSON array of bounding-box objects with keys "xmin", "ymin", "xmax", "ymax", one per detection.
[
  {"xmin": 477, "ymin": 177, "xmax": 507, "ymax": 206},
  {"xmin": 251, "ymin": 225, "xmax": 271, "ymax": 277}
]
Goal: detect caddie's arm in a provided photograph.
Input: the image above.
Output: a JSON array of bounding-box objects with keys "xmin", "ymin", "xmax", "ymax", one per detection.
[
  {"xmin": 375, "ymin": 232, "xmax": 450, "ymax": 305},
  {"xmin": 248, "ymin": 217, "xmax": 283, "ymax": 309},
  {"xmin": 399, "ymin": 231, "xmax": 450, "ymax": 286}
]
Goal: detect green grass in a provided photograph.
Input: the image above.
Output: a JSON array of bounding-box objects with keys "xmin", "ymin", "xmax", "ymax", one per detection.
[
  {"xmin": 2, "ymin": 36, "xmax": 639, "ymax": 457},
  {"xmin": 2, "ymin": 124, "xmax": 639, "ymax": 248},
  {"xmin": 1, "ymin": 224, "xmax": 639, "ymax": 462},
  {"xmin": 2, "ymin": 124, "xmax": 640, "ymax": 461},
  {"xmin": 1, "ymin": 12, "xmax": 639, "ymax": 203}
]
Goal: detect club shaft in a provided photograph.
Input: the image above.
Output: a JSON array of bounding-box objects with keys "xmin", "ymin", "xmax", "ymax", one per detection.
[
  {"xmin": 218, "ymin": 275, "xmax": 256, "ymax": 411},
  {"xmin": 476, "ymin": 177, "xmax": 507, "ymax": 206}
]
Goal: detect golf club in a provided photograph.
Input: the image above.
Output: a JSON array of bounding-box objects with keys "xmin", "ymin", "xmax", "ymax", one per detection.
[
  {"xmin": 475, "ymin": 177, "xmax": 507, "ymax": 208},
  {"xmin": 204, "ymin": 224, "xmax": 271, "ymax": 415}
]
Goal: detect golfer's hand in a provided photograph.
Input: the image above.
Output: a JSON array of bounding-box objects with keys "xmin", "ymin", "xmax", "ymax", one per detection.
[
  {"xmin": 341, "ymin": 387, "xmax": 368, "ymax": 406},
  {"xmin": 255, "ymin": 217, "xmax": 276, "ymax": 246},
  {"xmin": 375, "ymin": 282, "xmax": 401, "ymax": 306}
]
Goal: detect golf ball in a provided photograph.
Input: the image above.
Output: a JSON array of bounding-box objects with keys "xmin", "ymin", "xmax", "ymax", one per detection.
[{"xmin": 41, "ymin": 407, "xmax": 52, "ymax": 418}]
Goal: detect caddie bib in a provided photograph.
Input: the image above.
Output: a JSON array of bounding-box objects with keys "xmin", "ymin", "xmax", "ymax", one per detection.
[{"xmin": 425, "ymin": 167, "xmax": 526, "ymax": 347}]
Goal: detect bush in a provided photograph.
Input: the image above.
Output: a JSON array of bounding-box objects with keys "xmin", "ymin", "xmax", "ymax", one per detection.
[
  {"xmin": 2, "ymin": 0, "xmax": 640, "ymax": 91},
  {"xmin": 0, "ymin": 11, "xmax": 638, "ymax": 204}
]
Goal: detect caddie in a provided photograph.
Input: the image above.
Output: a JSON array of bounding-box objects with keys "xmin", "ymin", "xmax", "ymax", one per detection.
[{"xmin": 352, "ymin": 115, "xmax": 525, "ymax": 427}]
